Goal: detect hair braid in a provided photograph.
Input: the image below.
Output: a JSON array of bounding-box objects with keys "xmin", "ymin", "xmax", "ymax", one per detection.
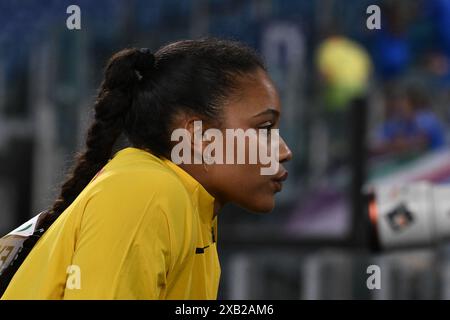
[{"xmin": 47, "ymin": 48, "xmax": 155, "ymax": 220}]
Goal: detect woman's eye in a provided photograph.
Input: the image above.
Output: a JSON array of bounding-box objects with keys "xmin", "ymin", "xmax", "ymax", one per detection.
[
  {"xmin": 258, "ymin": 121, "xmax": 273, "ymax": 130},
  {"xmin": 258, "ymin": 122, "xmax": 274, "ymax": 137}
]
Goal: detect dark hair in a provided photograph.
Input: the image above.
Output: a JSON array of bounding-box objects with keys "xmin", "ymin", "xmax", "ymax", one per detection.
[{"xmin": 47, "ymin": 37, "xmax": 266, "ymax": 221}]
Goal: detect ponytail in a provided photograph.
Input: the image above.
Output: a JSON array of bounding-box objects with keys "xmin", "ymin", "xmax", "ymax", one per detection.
[{"xmin": 47, "ymin": 48, "xmax": 155, "ymax": 220}]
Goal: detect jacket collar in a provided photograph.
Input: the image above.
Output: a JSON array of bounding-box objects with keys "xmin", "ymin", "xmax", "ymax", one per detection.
[{"xmin": 162, "ymin": 158, "xmax": 216, "ymax": 225}]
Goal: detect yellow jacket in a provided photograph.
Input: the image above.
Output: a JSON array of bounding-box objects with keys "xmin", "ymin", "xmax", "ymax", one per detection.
[{"xmin": 1, "ymin": 147, "xmax": 221, "ymax": 299}]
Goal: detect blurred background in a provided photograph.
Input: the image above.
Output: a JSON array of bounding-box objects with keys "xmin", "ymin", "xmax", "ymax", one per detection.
[{"xmin": 2, "ymin": 0, "xmax": 450, "ymax": 299}]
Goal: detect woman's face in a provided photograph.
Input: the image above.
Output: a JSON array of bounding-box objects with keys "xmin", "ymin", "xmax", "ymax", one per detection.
[{"xmin": 204, "ymin": 68, "xmax": 293, "ymax": 213}]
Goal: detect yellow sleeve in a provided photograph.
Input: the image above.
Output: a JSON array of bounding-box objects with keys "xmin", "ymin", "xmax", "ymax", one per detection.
[{"xmin": 63, "ymin": 171, "xmax": 174, "ymax": 300}]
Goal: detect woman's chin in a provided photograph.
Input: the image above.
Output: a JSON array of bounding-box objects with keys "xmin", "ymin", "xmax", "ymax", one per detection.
[{"xmin": 242, "ymin": 198, "xmax": 275, "ymax": 214}]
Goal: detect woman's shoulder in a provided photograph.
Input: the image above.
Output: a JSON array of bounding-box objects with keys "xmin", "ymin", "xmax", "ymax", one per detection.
[
  {"xmin": 94, "ymin": 147, "xmax": 191, "ymax": 199},
  {"xmin": 91, "ymin": 156, "xmax": 185, "ymax": 191},
  {"xmin": 76, "ymin": 155, "xmax": 193, "ymax": 227},
  {"xmin": 76, "ymin": 163, "xmax": 193, "ymax": 234}
]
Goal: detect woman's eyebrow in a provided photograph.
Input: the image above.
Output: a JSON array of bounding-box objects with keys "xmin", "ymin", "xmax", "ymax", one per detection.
[{"xmin": 252, "ymin": 108, "xmax": 280, "ymax": 118}]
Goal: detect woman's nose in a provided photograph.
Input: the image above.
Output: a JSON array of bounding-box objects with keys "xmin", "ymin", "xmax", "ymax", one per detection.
[{"xmin": 279, "ymin": 136, "xmax": 292, "ymax": 163}]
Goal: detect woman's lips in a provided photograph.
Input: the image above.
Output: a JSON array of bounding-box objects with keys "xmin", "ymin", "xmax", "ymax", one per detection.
[{"xmin": 271, "ymin": 170, "xmax": 288, "ymax": 192}]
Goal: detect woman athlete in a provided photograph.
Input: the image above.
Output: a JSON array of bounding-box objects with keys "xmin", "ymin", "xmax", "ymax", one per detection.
[{"xmin": 1, "ymin": 37, "xmax": 292, "ymax": 299}]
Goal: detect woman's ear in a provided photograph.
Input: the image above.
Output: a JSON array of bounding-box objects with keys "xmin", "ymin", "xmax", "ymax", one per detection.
[
  {"xmin": 187, "ymin": 118, "xmax": 204, "ymax": 164},
  {"xmin": 173, "ymin": 114, "xmax": 205, "ymax": 165},
  {"xmin": 172, "ymin": 113, "xmax": 220, "ymax": 166},
  {"xmin": 187, "ymin": 117, "xmax": 220, "ymax": 165}
]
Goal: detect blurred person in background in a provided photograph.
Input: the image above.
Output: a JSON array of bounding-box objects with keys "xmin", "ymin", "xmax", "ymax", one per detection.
[
  {"xmin": 316, "ymin": 34, "xmax": 372, "ymax": 168},
  {"xmin": 1, "ymin": 38, "xmax": 292, "ymax": 300},
  {"xmin": 371, "ymin": 0, "xmax": 413, "ymax": 80},
  {"xmin": 422, "ymin": 0, "xmax": 450, "ymax": 82},
  {"xmin": 316, "ymin": 35, "xmax": 372, "ymax": 112},
  {"xmin": 372, "ymin": 84, "xmax": 445, "ymax": 157}
]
